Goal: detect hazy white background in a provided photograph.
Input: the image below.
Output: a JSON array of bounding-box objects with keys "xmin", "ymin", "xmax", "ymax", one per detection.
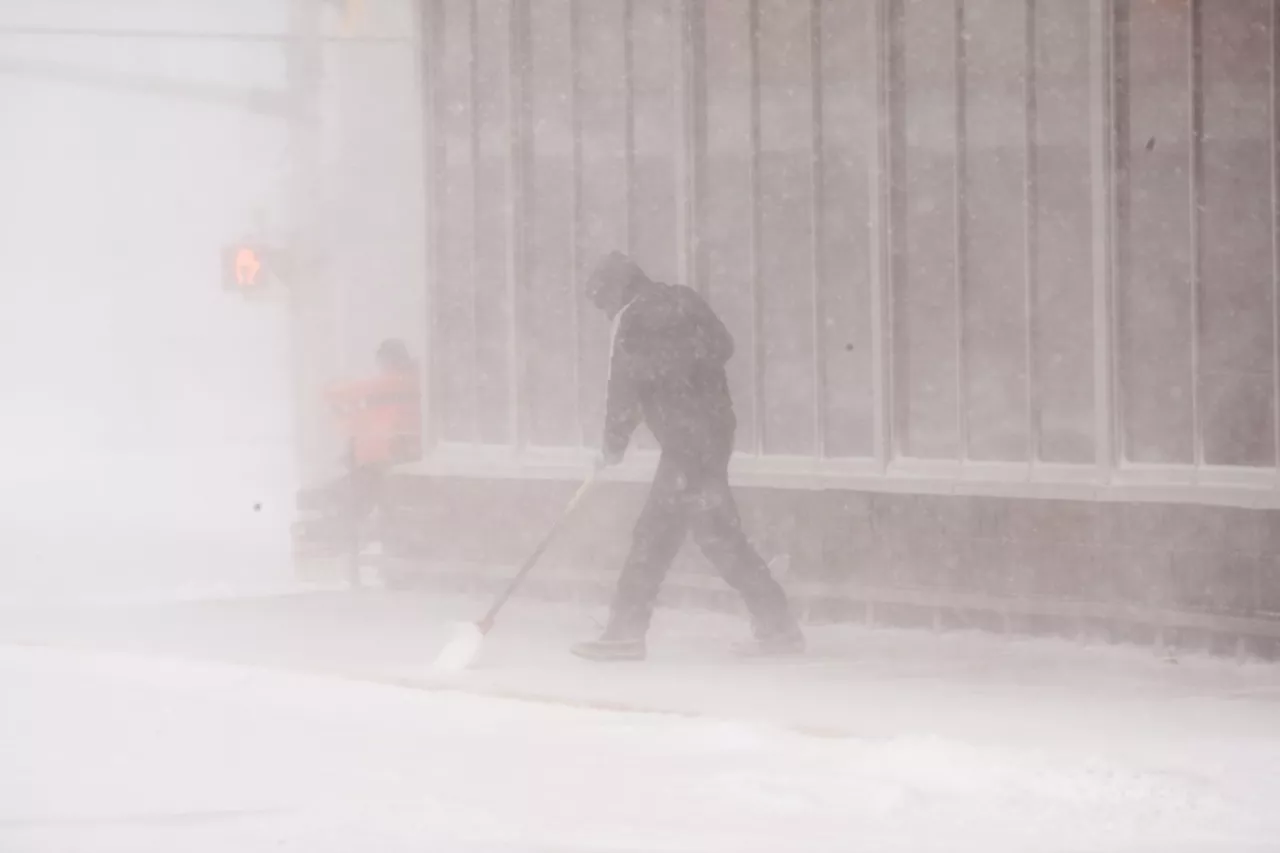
[{"xmin": 0, "ymin": 0, "xmax": 425, "ymax": 600}]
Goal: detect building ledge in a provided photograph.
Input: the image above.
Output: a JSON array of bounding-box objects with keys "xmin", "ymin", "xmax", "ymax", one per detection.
[{"xmin": 392, "ymin": 445, "xmax": 1280, "ymax": 510}]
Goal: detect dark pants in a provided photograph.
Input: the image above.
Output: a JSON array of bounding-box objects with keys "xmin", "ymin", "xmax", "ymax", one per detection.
[
  {"xmin": 608, "ymin": 447, "xmax": 794, "ymax": 637},
  {"xmin": 346, "ymin": 463, "xmax": 387, "ymax": 525},
  {"xmin": 294, "ymin": 461, "xmax": 387, "ymax": 547}
]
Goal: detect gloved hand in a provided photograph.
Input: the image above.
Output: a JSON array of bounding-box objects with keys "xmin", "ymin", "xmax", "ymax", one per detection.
[{"xmin": 595, "ymin": 447, "xmax": 624, "ymax": 470}]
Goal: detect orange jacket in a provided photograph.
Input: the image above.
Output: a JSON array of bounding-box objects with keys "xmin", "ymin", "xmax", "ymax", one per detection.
[{"xmin": 325, "ymin": 369, "xmax": 421, "ymax": 467}]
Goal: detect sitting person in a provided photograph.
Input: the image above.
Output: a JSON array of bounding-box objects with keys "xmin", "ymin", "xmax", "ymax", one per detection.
[
  {"xmin": 325, "ymin": 337, "xmax": 422, "ymax": 477},
  {"xmin": 294, "ymin": 339, "xmax": 421, "ymax": 579}
]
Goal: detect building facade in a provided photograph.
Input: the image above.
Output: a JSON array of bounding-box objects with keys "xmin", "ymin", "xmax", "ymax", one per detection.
[
  {"xmin": 415, "ymin": 0, "xmax": 1279, "ymax": 496},
  {"xmin": 303, "ymin": 0, "xmax": 1280, "ymax": 651}
]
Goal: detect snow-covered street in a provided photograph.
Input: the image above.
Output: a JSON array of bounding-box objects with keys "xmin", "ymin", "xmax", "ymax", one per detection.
[{"xmin": 3, "ymin": 590, "xmax": 1280, "ymax": 852}]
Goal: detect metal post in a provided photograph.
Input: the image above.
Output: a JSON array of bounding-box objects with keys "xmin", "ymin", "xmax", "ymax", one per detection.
[
  {"xmin": 1272, "ymin": 0, "xmax": 1280, "ymax": 484},
  {"xmin": 623, "ymin": 0, "xmax": 636, "ymax": 255},
  {"xmin": 1090, "ymin": 0, "xmax": 1118, "ymax": 481},
  {"xmin": 871, "ymin": 0, "xmax": 895, "ymax": 471},
  {"xmin": 469, "ymin": 0, "xmax": 482, "ymax": 445},
  {"xmin": 681, "ymin": 0, "xmax": 708, "ymax": 297},
  {"xmin": 1024, "ymin": 0, "xmax": 1041, "ymax": 465},
  {"xmin": 674, "ymin": 0, "xmax": 690, "ymax": 291},
  {"xmin": 570, "ymin": 0, "xmax": 585, "ymax": 448},
  {"xmin": 508, "ymin": 0, "xmax": 530, "ymax": 451},
  {"xmin": 1189, "ymin": 0, "xmax": 1204, "ymax": 469},
  {"xmin": 953, "ymin": 0, "xmax": 970, "ymax": 462},
  {"xmin": 749, "ymin": 0, "xmax": 765, "ymax": 456},
  {"xmin": 810, "ymin": 0, "xmax": 828, "ymax": 460}
]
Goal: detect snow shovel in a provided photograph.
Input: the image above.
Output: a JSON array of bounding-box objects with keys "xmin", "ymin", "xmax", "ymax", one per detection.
[{"xmin": 431, "ymin": 470, "xmax": 598, "ymax": 673}]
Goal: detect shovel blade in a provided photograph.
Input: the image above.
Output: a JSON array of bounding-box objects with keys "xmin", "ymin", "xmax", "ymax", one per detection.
[{"xmin": 431, "ymin": 621, "xmax": 485, "ymax": 673}]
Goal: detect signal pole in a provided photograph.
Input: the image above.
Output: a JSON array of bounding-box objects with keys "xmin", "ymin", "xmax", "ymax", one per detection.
[{"xmin": 285, "ymin": 0, "xmax": 327, "ymax": 484}]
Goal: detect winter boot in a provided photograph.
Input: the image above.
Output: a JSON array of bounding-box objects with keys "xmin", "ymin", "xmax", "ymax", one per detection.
[
  {"xmin": 571, "ymin": 625, "xmax": 646, "ymax": 662},
  {"xmin": 731, "ymin": 622, "xmax": 806, "ymax": 658}
]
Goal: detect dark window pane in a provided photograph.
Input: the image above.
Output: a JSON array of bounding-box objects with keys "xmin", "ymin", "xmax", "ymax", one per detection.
[
  {"xmin": 818, "ymin": 0, "xmax": 876, "ymax": 458},
  {"xmin": 759, "ymin": 0, "xmax": 817, "ymax": 456},
  {"xmin": 703, "ymin": 0, "xmax": 757, "ymax": 453},
  {"xmin": 525, "ymin": 0, "xmax": 579, "ymax": 447},
  {"xmin": 435, "ymin": 0, "xmax": 477, "ymax": 442},
  {"xmin": 577, "ymin": 0, "xmax": 629, "ymax": 449},
  {"xmin": 475, "ymin": 0, "xmax": 513, "ymax": 444},
  {"xmin": 630, "ymin": 0, "xmax": 680, "ymax": 285},
  {"xmin": 891, "ymin": 0, "xmax": 961, "ymax": 459},
  {"xmin": 1032, "ymin": 0, "xmax": 1095, "ymax": 464},
  {"xmin": 962, "ymin": 0, "xmax": 1030, "ymax": 462},
  {"xmin": 1199, "ymin": 0, "xmax": 1275, "ymax": 466},
  {"xmin": 1116, "ymin": 0, "xmax": 1195, "ymax": 464}
]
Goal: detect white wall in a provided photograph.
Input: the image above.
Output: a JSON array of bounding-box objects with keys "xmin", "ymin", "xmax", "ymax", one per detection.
[{"xmin": 0, "ymin": 1, "xmax": 302, "ymax": 596}]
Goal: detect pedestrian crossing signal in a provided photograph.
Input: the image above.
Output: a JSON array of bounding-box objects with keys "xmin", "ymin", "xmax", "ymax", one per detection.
[
  {"xmin": 223, "ymin": 244, "xmax": 268, "ymax": 292},
  {"xmin": 326, "ymin": 0, "xmax": 365, "ymax": 34}
]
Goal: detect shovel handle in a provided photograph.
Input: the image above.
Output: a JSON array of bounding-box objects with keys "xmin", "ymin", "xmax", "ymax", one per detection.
[{"xmin": 477, "ymin": 470, "xmax": 597, "ymax": 633}]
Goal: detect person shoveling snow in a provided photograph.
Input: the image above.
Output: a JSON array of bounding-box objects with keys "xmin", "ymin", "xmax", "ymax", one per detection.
[
  {"xmin": 572, "ymin": 251, "xmax": 804, "ymax": 662},
  {"xmin": 432, "ymin": 253, "xmax": 803, "ymax": 673}
]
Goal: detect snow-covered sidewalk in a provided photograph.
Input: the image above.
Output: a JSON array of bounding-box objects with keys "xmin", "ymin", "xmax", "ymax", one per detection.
[{"xmin": 3, "ymin": 589, "xmax": 1280, "ymax": 851}]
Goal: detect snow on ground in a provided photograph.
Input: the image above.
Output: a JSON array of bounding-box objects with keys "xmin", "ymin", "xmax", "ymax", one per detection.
[
  {"xmin": 0, "ymin": 446, "xmax": 300, "ymax": 607},
  {"xmin": 3, "ymin": 590, "xmax": 1280, "ymax": 851},
  {"xmin": 1, "ymin": 641, "xmax": 1275, "ymax": 853}
]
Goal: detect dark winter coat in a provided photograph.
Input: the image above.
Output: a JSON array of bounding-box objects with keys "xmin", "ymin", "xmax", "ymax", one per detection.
[{"xmin": 602, "ymin": 278, "xmax": 737, "ymax": 463}]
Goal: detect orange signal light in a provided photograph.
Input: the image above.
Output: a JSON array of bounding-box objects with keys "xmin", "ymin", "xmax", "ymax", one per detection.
[
  {"xmin": 341, "ymin": 0, "xmax": 365, "ymax": 35},
  {"xmin": 222, "ymin": 243, "xmax": 273, "ymax": 293},
  {"xmin": 235, "ymin": 247, "xmax": 262, "ymax": 287}
]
